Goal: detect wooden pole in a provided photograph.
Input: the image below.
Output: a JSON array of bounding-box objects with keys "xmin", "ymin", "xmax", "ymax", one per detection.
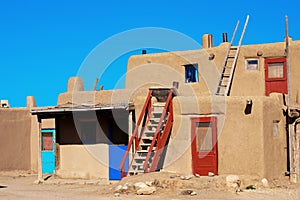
[
  {"xmin": 285, "ymin": 16, "xmax": 298, "ymax": 183},
  {"xmin": 295, "ymin": 121, "xmax": 300, "ymax": 182},
  {"xmin": 37, "ymin": 118, "xmax": 43, "ymax": 182},
  {"xmin": 93, "ymin": 78, "xmax": 99, "ymax": 91}
]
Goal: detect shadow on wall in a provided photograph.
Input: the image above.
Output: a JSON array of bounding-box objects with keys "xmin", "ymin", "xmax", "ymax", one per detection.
[{"xmin": 56, "ymin": 110, "xmax": 129, "ymax": 145}]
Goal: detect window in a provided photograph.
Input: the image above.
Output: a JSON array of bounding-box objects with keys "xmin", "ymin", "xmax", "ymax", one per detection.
[
  {"xmin": 246, "ymin": 59, "xmax": 259, "ymax": 70},
  {"xmin": 185, "ymin": 64, "xmax": 199, "ymax": 83},
  {"xmin": 273, "ymin": 121, "xmax": 279, "ymax": 137},
  {"xmin": 42, "ymin": 132, "xmax": 53, "ymax": 151},
  {"xmin": 195, "ymin": 122, "xmax": 213, "ymax": 151},
  {"xmin": 268, "ymin": 62, "xmax": 284, "ymax": 78}
]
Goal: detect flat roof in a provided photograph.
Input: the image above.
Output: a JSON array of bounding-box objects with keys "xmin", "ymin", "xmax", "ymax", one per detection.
[{"xmin": 31, "ymin": 103, "xmax": 134, "ymax": 118}]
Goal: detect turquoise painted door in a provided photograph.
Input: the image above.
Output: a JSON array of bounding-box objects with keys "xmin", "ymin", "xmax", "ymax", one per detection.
[{"xmin": 41, "ymin": 129, "xmax": 56, "ymax": 174}]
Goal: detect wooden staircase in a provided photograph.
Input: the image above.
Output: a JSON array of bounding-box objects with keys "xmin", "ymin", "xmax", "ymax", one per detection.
[{"xmin": 119, "ymin": 88, "xmax": 175, "ymax": 177}]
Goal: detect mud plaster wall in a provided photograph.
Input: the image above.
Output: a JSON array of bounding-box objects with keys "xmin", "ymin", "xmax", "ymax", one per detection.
[
  {"xmin": 230, "ymin": 42, "xmax": 286, "ymax": 96},
  {"xmin": 126, "ymin": 45, "xmax": 227, "ymax": 97},
  {"xmin": 0, "ymin": 109, "xmax": 31, "ymax": 170},
  {"xmin": 126, "ymin": 40, "xmax": 300, "ymax": 102},
  {"xmin": 162, "ymin": 95, "xmax": 286, "ymax": 178},
  {"xmin": 56, "ymin": 144, "xmax": 108, "ymax": 179},
  {"xmin": 57, "ymin": 89, "xmax": 134, "ymax": 106},
  {"xmin": 30, "ymin": 115, "xmax": 38, "ymax": 172},
  {"xmin": 262, "ymin": 94, "xmax": 287, "ymax": 178},
  {"xmin": 289, "ymin": 41, "xmax": 300, "ymax": 106}
]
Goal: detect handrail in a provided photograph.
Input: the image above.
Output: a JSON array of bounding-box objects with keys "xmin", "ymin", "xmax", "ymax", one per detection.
[
  {"xmin": 143, "ymin": 89, "xmax": 174, "ymax": 172},
  {"xmin": 119, "ymin": 90, "xmax": 153, "ymax": 177}
]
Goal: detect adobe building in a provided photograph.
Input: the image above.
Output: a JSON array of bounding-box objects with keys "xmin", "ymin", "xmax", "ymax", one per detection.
[{"xmin": 1, "ymin": 19, "xmax": 300, "ymax": 183}]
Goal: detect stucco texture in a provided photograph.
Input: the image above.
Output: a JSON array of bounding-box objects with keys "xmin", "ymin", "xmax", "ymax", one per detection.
[
  {"xmin": 162, "ymin": 94, "xmax": 286, "ymax": 179},
  {"xmin": 0, "ymin": 108, "xmax": 31, "ymax": 170},
  {"xmin": 56, "ymin": 144, "xmax": 108, "ymax": 179}
]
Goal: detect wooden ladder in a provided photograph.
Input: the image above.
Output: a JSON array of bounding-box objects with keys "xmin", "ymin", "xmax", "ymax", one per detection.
[{"xmin": 215, "ymin": 15, "xmax": 250, "ymax": 96}]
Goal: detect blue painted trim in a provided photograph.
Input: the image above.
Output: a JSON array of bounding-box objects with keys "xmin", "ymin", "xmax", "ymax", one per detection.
[{"xmin": 41, "ymin": 129, "xmax": 56, "ymax": 174}]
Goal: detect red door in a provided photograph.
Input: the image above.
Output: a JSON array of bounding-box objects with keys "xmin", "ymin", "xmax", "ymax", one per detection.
[
  {"xmin": 191, "ymin": 117, "xmax": 218, "ymax": 176},
  {"xmin": 265, "ymin": 58, "xmax": 287, "ymax": 96}
]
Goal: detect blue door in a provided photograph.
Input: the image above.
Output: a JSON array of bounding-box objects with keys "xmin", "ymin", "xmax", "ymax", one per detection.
[
  {"xmin": 109, "ymin": 145, "xmax": 128, "ymax": 180},
  {"xmin": 41, "ymin": 129, "xmax": 56, "ymax": 174}
]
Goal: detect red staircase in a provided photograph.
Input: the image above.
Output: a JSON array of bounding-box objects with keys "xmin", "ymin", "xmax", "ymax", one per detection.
[{"xmin": 119, "ymin": 88, "xmax": 175, "ymax": 177}]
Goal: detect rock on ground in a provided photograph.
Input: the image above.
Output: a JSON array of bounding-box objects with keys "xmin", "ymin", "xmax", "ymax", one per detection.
[
  {"xmin": 136, "ymin": 186, "xmax": 156, "ymax": 195},
  {"xmin": 226, "ymin": 175, "xmax": 241, "ymax": 188}
]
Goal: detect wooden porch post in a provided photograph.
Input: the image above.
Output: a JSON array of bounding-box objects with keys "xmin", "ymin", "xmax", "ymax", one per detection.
[{"xmin": 37, "ymin": 118, "xmax": 42, "ymax": 182}]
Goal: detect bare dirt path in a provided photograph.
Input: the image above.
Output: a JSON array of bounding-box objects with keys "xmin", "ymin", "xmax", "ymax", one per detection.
[{"xmin": 0, "ymin": 171, "xmax": 299, "ymax": 200}]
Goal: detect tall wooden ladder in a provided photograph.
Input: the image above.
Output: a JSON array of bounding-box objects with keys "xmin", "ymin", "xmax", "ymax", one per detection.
[
  {"xmin": 119, "ymin": 88, "xmax": 175, "ymax": 177},
  {"xmin": 215, "ymin": 15, "xmax": 250, "ymax": 96}
]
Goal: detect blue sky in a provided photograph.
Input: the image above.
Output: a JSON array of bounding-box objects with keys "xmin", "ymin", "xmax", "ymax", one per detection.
[{"xmin": 0, "ymin": 0, "xmax": 299, "ymax": 107}]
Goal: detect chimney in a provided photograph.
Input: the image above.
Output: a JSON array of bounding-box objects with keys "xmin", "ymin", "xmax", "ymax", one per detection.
[
  {"xmin": 222, "ymin": 33, "xmax": 228, "ymax": 42},
  {"xmin": 202, "ymin": 34, "xmax": 214, "ymax": 48}
]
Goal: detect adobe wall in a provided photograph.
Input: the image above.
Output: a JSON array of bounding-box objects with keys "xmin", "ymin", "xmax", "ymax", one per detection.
[
  {"xmin": 229, "ymin": 42, "xmax": 286, "ymax": 96},
  {"xmin": 289, "ymin": 40, "xmax": 300, "ymax": 106},
  {"xmin": 126, "ymin": 44, "xmax": 227, "ymax": 97},
  {"xmin": 262, "ymin": 94, "xmax": 287, "ymax": 178},
  {"xmin": 55, "ymin": 144, "xmax": 108, "ymax": 179},
  {"xmin": 0, "ymin": 108, "xmax": 31, "ymax": 170},
  {"xmin": 162, "ymin": 94, "xmax": 286, "ymax": 179},
  {"xmin": 30, "ymin": 115, "xmax": 38, "ymax": 172},
  {"xmin": 126, "ymin": 40, "xmax": 300, "ymax": 105},
  {"xmin": 57, "ymin": 89, "xmax": 134, "ymax": 106}
]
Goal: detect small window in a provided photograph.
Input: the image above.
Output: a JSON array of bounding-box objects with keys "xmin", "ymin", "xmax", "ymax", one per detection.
[
  {"xmin": 268, "ymin": 62, "xmax": 284, "ymax": 78},
  {"xmin": 246, "ymin": 59, "xmax": 259, "ymax": 70},
  {"xmin": 273, "ymin": 120, "xmax": 279, "ymax": 137},
  {"xmin": 42, "ymin": 132, "xmax": 53, "ymax": 151},
  {"xmin": 185, "ymin": 64, "xmax": 198, "ymax": 83}
]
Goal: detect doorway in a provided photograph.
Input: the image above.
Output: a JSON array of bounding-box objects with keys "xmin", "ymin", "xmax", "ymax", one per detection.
[
  {"xmin": 191, "ymin": 117, "xmax": 218, "ymax": 176},
  {"xmin": 41, "ymin": 129, "xmax": 56, "ymax": 174},
  {"xmin": 265, "ymin": 58, "xmax": 287, "ymax": 96}
]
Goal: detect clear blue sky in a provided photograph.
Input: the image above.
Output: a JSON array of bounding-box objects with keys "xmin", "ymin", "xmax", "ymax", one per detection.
[{"xmin": 0, "ymin": 0, "xmax": 299, "ymax": 107}]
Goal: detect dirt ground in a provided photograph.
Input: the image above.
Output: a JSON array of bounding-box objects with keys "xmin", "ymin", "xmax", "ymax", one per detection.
[{"xmin": 0, "ymin": 171, "xmax": 300, "ymax": 200}]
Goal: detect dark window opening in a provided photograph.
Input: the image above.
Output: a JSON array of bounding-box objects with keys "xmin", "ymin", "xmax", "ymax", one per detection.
[{"xmin": 185, "ymin": 64, "xmax": 199, "ymax": 83}]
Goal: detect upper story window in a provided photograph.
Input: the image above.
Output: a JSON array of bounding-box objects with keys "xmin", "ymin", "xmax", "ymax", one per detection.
[
  {"xmin": 246, "ymin": 59, "xmax": 259, "ymax": 71},
  {"xmin": 185, "ymin": 64, "xmax": 199, "ymax": 83}
]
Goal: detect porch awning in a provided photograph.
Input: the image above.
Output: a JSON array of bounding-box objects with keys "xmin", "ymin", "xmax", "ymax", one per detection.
[{"xmin": 31, "ymin": 103, "xmax": 134, "ymax": 119}]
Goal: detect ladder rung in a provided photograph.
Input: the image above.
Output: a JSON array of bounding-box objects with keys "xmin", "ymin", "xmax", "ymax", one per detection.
[{"xmin": 222, "ymin": 74, "xmax": 231, "ymax": 77}]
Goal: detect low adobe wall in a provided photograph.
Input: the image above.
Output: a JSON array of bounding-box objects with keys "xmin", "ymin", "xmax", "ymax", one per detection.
[
  {"xmin": 0, "ymin": 108, "xmax": 31, "ymax": 170},
  {"xmin": 162, "ymin": 94, "xmax": 286, "ymax": 179},
  {"xmin": 56, "ymin": 144, "xmax": 108, "ymax": 179}
]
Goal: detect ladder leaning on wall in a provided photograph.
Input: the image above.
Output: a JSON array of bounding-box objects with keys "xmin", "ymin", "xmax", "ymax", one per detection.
[{"xmin": 215, "ymin": 15, "xmax": 250, "ymax": 96}]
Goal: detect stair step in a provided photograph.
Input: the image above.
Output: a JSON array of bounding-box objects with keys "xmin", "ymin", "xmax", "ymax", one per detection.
[
  {"xmin": 140, "ymin": 143, "xmax": 152, "ymax": 146},
  {"xmin": 137, "ymin": 149, "xmax": 152, "ymax": 153},
  {"xmin": 134, "ymin": 156, "xmax": 147, "ymax": 160},
  {"xmin": 141, "ymin": 136, "xmax": 154, "ymax": 140},
  {"xmin": 153, "ymin": 103, "xmax": 165, "ymax": 107},
  {"xmin": 152, "ymin": 111, "xmax": 162, "ymax": 116},
  {"xmin": 128, "ymin": 170, "xmax": 144, "ymax": 174}
]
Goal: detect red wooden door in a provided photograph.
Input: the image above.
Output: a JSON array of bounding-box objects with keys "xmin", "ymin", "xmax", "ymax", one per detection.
[
  {"xmin": 191, "ymin": 117, "xmax": 218, "ymax": 176},
  {"xmin": 265, "ymin": 58, "xmax": 287, "ymax": 96}
]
